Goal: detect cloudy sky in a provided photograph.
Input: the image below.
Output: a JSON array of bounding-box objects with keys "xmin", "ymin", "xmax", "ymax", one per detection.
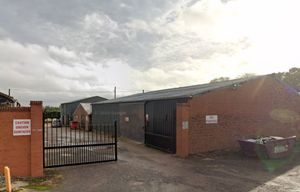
[{"xmin": 0, "ymin": 0, "xmax": 299, "ymax": 106}]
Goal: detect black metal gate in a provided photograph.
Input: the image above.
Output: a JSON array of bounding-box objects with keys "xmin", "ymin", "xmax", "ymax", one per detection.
[
  {"xmin": 43, "ymin": 118, "xmax": 117, "ymax": 168},
  {"xmin": 145, "ymin": 100, "xmax": 177, "ymax": 153}
]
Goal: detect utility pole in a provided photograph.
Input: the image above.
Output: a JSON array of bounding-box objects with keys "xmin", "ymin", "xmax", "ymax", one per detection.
[
  {"xmin": 8, "ymin": 89, "xmax": 10, "ymax": 96},
  {"xmin": 114, "ymin": 86, "xmax": 116, "ymax": 99}
]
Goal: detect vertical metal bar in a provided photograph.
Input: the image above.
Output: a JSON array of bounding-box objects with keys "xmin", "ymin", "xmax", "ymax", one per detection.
[
  {"xmin": 88, "ymin": 125, "xmax": 90, "ymax": 145},
  {"xmin": 105, "ymin": 123, "xmax": 108, "ymax": 161},
  {"xmin": 64, "ymin": 127, "xmax": 66, "ymax": 166},
  {"xmin": 83, "ymin": 122, "xmax": 85, "ymax": 144},
  {"xmin": 73, "ymin": 127, "xmax": 76, "ymax": 164},
  {"xmin": 76, "ymin": 122, "xmax": 78, "ymax": 164},
  {"xmin": 66, "ymin": 119, "xmax": 68, "ymax": 146},
  {"xmin": 60, "ymin": 122, "xmax": 63, "ymax": 166},
  {"xmin": 100, "ymin": 123, "xmax": 105, "ymax": 161},
  {"xmin": 46, "ymin": 123, "xmax": 53, "ymax": 166},
  {"xmin": 81, "ymin": 128, "xmax": 83, "ymax": 164},
  {"xmin": 107, "ymin": 123, "xmax": 110, "ymax": 161},
  {"xmin": 96, "ymin": 124, "xmax": 98, "ymax": 162},
  {"xmin": 96, "ymin": 125, "xmax": 98, "ymax": 143},
  {"xmin": 111, "ymin": 122, "xmax": 113, "ymax": 160},
  {"xmin": 59, "ymin": 133, "xmax": 62, "ymax": 166},
  {"xmin": 51, "ymin": 118, "xmax": 54, "ymax": 167},
  {"xmin": 70, "ymin": 122, "xmax": 72, "ymax": 151},
  {"xmin": 79, "ymin": 124, "xmax": 81, "ymax": 164},
  {"xmin": 100, "ymin": 123, "xmax": 102, "ymax": 144},
  {"xmin": 42, "ymin": 114, "xmax": 45, "ymax": 168},
  {"xmin": 87, "ymin": 125, "xmax": 90, "ymax": 163},
  {"xmin": 50, "ymin": 119, "xmax": 53, "ymax": 167},
  {"xmin": 55, "ymin": 120, "xmax": 58, "ymax": 166},
  {"xmin": 55, "ymin": 120, "xmax": 58, "ymax": 147},
  {"xmin": 92, "ymin": 124, "xmax": 94, "ymax": 144},
  {"xmin": 98, "ymin": 124, "xmax": 101, "ymax": 161},
  {"xmin": 75, "ymin": 122, "xmax": 77, "ymax": 145},
  {"xmin": 95, "ymin": 125, "xmax": 98, "ymax": 162},
  {"xmin": 70, "ymin": 122, "xmax": 72, "ymax": 165},
  {"xmin": 84, "ymin": 129, "xmax": 87, "ymax": 164},
  {"xmin": 114, "ymin": 120, "xmax": 118, "ymax": 161},
  {"xmin": 51, "ymin": 118, "xmax": 53, "ymax": 147},
  {"xmin": 82, "ymin": 125, "xmax": 84, "ymax": 164}
]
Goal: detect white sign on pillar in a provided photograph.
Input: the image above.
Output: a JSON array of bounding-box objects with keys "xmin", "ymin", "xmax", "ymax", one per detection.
[
  {"xmin": 182, "ymin": 121, "xmax": 189, "ymax": 129},
  {"xmin": 205, "ymin": 115, "xmax": 218, "ymax": 124},
  {"xmin": 13, "ymin": 119, "xmax": 31, "ymax": 136}
]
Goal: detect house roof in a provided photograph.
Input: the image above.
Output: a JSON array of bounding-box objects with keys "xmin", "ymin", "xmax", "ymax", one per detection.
[
  {"xmin": 61, "ymin": 96, "xmax": 107, "ymax": 105},
  {"xmin": 94, "ymin": 76, "xmax": 261, "ymax": 105},
  {"xmin": 80, "ymin": 103, "xmax": 92, "ymax": 115},
  {"xmin": 73, "ymin": 103, "xmax": 92, "ymax": 115},
  {"xmin": 0, "ymin": 92, "xmax": 15, "ymax": 104}
]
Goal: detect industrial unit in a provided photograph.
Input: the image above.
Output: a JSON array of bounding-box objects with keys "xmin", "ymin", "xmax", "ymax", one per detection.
[
  {"xmin": 92, "ymin": 75, "xmax": 300, "ymax": 156},
  {"xmin": 60, "ymin": 96, "xmax": 106, "ymax": 126}
]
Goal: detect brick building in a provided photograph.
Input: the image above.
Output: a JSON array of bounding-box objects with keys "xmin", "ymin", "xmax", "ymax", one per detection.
[
  {"xmin": 0, "ymin": 91, "xmax": 17, "ymax": 107},
  {"xmin": 60, "ymin": 96, "xmax": 107, "ymax": 126},
  {"xmin": 73, "ymin": 103, "xmax": 92, "ymax": 131},
  {"xmin": 92, "ymin": 75, "xmax": 300, "ymax": 156}
]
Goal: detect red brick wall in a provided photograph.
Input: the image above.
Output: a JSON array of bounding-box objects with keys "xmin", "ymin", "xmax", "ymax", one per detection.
[
  {"xmin": 176, "ymin": 103, "xmax": 190, "ymax": 158},
  {"xmin": 188, "ymin": 76, "xmax": 300, "ymax": 154},
  {"xmin": 73, "ymin": 105, "xmax": 90, "ymax": 131},
  {"xmin": 0, "ymin": 101, "xmax": 43, "ymax": 177}
]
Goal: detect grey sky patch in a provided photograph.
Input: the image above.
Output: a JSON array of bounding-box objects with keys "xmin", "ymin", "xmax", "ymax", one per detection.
[
  {"xmin": 0, "ymin": 0, "xmax": 181, "ymax": 69},
  {"xmin": 0, "ymin": 0, "xmax": 297, "ymax": 106}
]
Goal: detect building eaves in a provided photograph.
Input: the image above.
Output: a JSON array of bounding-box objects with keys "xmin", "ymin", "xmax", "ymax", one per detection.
[
  {"xmin": 0, "ymin": 92, "xmax": 15, "ymax": 103},
  {"xmin": 93, "ymin": 76, "xmax": 261, "ymax": 105},
  {"xmin": 79, "ymin": 103, "xmax": 92, "ymax": 115},
  {"xmin": 61, "ymin": 96, "xmax": 106, "ymax": 105}
]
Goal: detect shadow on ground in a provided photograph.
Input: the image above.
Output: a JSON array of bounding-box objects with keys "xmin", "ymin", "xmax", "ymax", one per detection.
[{"xmin": 50, "ymin": 139, "xmax": 300, "ymax": 192}]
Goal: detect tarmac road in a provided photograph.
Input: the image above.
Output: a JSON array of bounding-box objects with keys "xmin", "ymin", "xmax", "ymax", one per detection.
[{"xmin": 51, "ymin": 138, "xmax": 300, "ymax": 192}]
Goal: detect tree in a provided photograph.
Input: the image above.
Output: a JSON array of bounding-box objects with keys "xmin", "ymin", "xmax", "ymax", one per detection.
[
  {"xmin": 276, "ymin": 67, "xmax": 300, "ymax": 90},
  {"xmin": 210, "ymin": 77, "xmax": 230, "ymax": 83},
  {"xmin": 43, "ymin": 106, "xmax": 60, "ymax": 119},
  {"xmin": 238, "ymin": 73, "xmax": 256, "ymax": 79}
]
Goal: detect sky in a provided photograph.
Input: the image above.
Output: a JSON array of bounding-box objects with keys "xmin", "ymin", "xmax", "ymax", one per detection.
[{"xmin": 0, "ymin": 0, "xmax": 299, "ymax": 106}]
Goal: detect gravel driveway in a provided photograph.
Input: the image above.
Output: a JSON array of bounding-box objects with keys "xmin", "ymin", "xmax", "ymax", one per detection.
[{"xmin": 51, "ymin": 138, "xmax": 300, "ymax": 192}]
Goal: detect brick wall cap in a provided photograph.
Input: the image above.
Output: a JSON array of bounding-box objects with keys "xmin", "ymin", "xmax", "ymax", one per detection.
[
  {"xmin": 0, "ymin": 107, "xmax": 30, "ymax": 112},
  {"xmin": 30, "ymin": 101, "xmax": 43, "ymax": 105}
]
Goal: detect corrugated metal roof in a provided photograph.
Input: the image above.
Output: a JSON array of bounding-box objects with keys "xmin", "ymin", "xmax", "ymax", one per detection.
[
  {"xmin": 79, "ymin": 103, "xmax": 92, "ymax": 115},
  {"xmin": 94, "ymin": 76, "xmax": 260, "ymax": 105},
  {"xmin": 0, "ymin": 92, "xmax": 15, "ymax": 103},
  {"xmin": 61, "ymin": 96, "xmax": 106, "ymax": 105}
]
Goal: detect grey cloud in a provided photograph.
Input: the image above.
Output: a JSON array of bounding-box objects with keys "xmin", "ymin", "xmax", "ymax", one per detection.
[
  {"xmin": 150, "ymin": 35, "xmax": 250, "ymax": 66},
  {"xmin": 0, "ymin": 0, "xmax": 235, "ymax": 69},
  {"xmin": 0, "ymin": 0, "xmax": 260, "ymax": 106},
  {"xmin": 0, "ymin": 39, "xmax": 114, "ymax": 105},
  {"xmin": 0, "ymin": 1, "xmax": 196, "ymax": 70},
  {"xmin": 0, "ymin": 0, "xmax": 180, "ymax": 69}
]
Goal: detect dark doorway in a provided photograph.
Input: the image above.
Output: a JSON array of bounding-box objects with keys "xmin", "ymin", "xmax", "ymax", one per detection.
[{"xmin": 145, "ymin": 100, "xmax": 177, "ymax": 153}]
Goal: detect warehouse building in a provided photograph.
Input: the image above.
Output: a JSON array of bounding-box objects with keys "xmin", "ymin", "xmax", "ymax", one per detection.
[
  {"xmin": 92, "ymin": 75, "xmax": 300, "ymax": 156},
  {"xmin": 60, "ymin": 96, "xmax": 107, "ymax": 126}
]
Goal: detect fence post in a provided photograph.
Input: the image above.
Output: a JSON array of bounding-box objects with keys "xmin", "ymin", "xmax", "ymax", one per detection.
[
  {"xmin": 42, "ymin": 113, "xmax": 45, "ymax": 168},
  {"xmin": 4, "ymin": 166, "xmax": 12, "ymax": 192},
  {"xmin": 114, "ymin": 120, "xmax": 118, "ymax": 161},
  {"xmin": 30, "ymin": 101, "xmax": 44, "ymax": 177}
]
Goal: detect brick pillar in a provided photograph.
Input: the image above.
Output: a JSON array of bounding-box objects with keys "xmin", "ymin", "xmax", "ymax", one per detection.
[
  {"xmin": 176, "ymin": 103, "xmax": 190, "ymax": 158},
  {"xmin": 30, "ymin": 101, "xmax": 43, "ymax": 177}
]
